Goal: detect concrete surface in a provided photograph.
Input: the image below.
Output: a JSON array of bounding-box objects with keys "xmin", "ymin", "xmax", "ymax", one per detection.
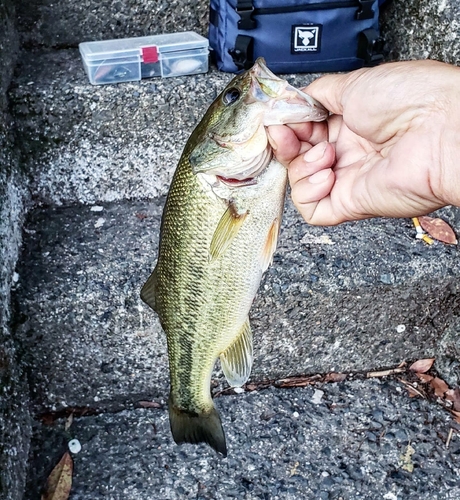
[
  {"xmin": 15, "ymin": 0, "xmax": 209, "ymax": 48},
  {"xmin": 0, "ymin": 1, "xmax": 31, "ymax": 499},
  {"xmin": 8, "ymin": 50, "xmax": 323, "ymax": 206},
  {"xmin": 13, "ymin": 200, "xmax": 460, "ymax": 415},
  {"xmin": 380, "ymin": 0, "xmax": 460, "ymax": 63},
  {"xmin": 25, "ymin": 380, "xmax": 460, "ymax": 500},
  {"xmin": 2, "ymin": 0, "xmax": 460, "ymax": 498}
]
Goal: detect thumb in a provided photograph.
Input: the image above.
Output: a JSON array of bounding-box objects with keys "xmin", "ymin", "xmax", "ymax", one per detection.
[{"xmin": 304, "ymin": 71, "xmax": 362, "ymax": 116}]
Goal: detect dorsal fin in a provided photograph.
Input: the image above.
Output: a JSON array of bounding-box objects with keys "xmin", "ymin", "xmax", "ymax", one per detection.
[{"xmin": 220, "ymin": 318, "xmax": 253, "ymax": 387}]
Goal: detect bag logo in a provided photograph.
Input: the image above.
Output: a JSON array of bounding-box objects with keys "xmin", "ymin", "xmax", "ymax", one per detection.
[{"xmin": 292, "ymin": 25, "xmax": 322, "ymax": 53}]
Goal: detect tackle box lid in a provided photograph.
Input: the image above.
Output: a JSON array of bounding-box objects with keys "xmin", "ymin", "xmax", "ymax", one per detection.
[{"xmin": 79, "ymin": 31, "xmax": 209, "ymax": 62}]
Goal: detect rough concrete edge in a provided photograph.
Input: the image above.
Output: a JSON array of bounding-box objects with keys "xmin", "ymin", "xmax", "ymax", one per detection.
[
  {"xmin": 0, "ymin": 1, "xmax": 32, "ymax": 500},
  {"xmin": 0, "ymin": 176, "xmax": 31, "ymax": 500}
]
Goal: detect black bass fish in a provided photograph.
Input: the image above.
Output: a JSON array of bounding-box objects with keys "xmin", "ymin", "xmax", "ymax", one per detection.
[{"xmin": 141, "ymin": 58, "xmax": 327, "ymax": 456}]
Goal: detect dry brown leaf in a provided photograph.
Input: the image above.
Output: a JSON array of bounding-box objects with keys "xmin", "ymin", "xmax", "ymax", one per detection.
[
  {"xmin": 451, "ymin": 410, "xmax": 460, "ymax": 424},
  {"xmin": 409, "ymin": 358, "xmax": 435, "ymax": 373},
  {"xmin": 430, "ymin": 377, "xmax": 449, "ymax": 398},
  {"xmin": 418, "ymin": 216, "xmax": 458, "ymax": 244},
  {"xmin": 324, "ymin": 372, "xmax": 347, "ymax": 383},
  {"xmin": 445, "ymin": 389, "xmax": 460, "ymax": 411},
  {"xmin": 41, "ymin": 452, "xmax": 73, "ymax": 500},
  {"xmin": 416, "ymin": 373, "xmax": 434, "ymax": 383},
  {"xmin": 138, "ymin": 401, "xmax": 162, "ymax": 409},
  {"xmin": 276, "ymin": 376, "xmax": 316, "ymax": 388}
]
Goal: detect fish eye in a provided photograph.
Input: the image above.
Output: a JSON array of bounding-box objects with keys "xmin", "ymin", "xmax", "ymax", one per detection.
[{"xmin": 222, "ymin": 87, "xmax": 241, "ymax": 106}]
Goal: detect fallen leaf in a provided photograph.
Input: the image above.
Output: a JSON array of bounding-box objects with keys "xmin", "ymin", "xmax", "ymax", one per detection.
[
  {"xmin": 41, "ymin": 452, "xmax": 73, "ymax": 500},
  {"xmin": 430, "ymin": 377, "xmax": 449, "ymax": 398},
  {"xmin": 418, "ymin": 216, "xmax": 457, "ymax": 244},
  {"xmin": 409, "ymin": 358, "xmax": 435, "ymax": 373},
  {"xmin": 451, "ymin": 410, "xmax": 460, "ymax": 424},
  {"xmin": 138, "ymin": 401, "xmax": 162, "ymax": 409},
  {"xmin": 276, "ymin": 376, "xmax": 318, "ymax": 388},
  {"xmin": 416, "ymin": 373, "xmax": 434, "ymax": 383},
  {"xmin": 324, "ymin": 372, "xmax": 347, "ymax": 382},
  {"xmin": 445, "ymin": 389, "xmax": 460, "ymax": 411},
  {"xmin": 135, "ymin": 212, "xmax": 148, "ymax": 220},
  {"xmin": 399, "ymin": 444, "xmax": 415, "ymax": 473}
]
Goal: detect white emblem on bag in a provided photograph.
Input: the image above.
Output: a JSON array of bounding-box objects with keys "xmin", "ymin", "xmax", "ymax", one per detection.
[{"xmin": 292, "ymin": 25, "xmax": 321, "ymax": 52}]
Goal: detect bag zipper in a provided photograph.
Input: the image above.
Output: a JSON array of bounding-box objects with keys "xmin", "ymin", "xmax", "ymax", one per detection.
[{"xmin": 253, "ymin": 1, "xmax": 367, "ymax": 16}]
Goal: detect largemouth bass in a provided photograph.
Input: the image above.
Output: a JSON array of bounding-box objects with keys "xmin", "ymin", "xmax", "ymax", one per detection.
[{"xmin": 141, "ymin": 58, "xmax": 327, "ymax": 456}]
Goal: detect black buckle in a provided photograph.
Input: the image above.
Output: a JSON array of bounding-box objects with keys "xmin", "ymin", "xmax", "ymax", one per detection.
[
  {"xmin": 355, "ymin": 0, "xmax": 374, "ymax": 20},
  {"xmin": 357, "ymin": 28, "xmax": 384, "ymax": 66},
  {"xmin": 229, "ymin": 35, "xmax": 254, "ymax": 71},
  {"xmin": 236, "ymin": 0, "xmax": 257, "ymax": 30}
]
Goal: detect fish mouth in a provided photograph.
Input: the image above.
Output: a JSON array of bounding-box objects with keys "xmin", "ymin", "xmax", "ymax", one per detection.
[
  {"xmin": 216, "ymin": 175, "xmax": 259, "ymax": 187},
  {"xmin": 213, "ymin": 144, "xmax": 272, "ymax": 188}
]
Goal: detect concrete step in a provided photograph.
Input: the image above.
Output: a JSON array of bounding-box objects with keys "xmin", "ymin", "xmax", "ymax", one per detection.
[
  {"xmin": 13, "ymin": 199, "xmax": 460, "ymax": 414},
  {"xmin": 16, "ymin": 0, "xmax": 210, "ymax": 48},
  {"xmin": 9, "ymin": 48, "xmax": 323, "ymax": 207},
  {"xmin": 25, "ymin": 379, "xmax": 459, "ymax": 499}
]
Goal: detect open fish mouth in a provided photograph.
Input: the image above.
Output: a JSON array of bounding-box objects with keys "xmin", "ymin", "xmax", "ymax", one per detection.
[{"xmin": 214, "ymin": 144, "xmax": 272, "ymax": 187}]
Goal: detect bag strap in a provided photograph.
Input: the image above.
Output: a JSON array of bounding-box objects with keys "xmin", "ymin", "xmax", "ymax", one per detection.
[
  {"xmin": 236, "ymin": 0, "xmax": 256, "ymax": 29},
  {"xmin": 357, "ymin": 28, "xmax": 384, "ymax": 65},
  {"xmin": 228, "ymin": 35, "xmax": 254, "ymax": 70}
]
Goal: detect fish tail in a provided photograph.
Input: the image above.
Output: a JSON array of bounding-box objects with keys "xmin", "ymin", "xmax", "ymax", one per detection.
[{"xmin": 168, "ymin": 396, "xmax": 227, "ymax": 457}]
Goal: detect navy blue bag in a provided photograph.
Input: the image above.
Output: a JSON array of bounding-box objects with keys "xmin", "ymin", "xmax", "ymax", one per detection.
[{"xmin": 209, "ymin": 0, "xmax": 385, "ymax": 73}]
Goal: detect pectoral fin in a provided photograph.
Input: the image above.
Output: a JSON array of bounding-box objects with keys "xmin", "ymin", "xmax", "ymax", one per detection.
[
  {"xmin": 220, "ymin": 318, "xmax": 253, "ymax": 387},
  {"xmin": 209, "ymin": 205, "xmax": 248, "ymax": 261},
  {"xmin": 260, "ymin": 218, "xmax": 280, "ymax": 272},
  {"xmin": 140, "ymin": 267, "xmax": 158, "ymax": 312}
]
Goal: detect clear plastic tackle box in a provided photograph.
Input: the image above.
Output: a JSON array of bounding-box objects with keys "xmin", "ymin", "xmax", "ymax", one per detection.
[{"xmin": 79, "ymin": 32, "xmax": 209, "ymax": 85}]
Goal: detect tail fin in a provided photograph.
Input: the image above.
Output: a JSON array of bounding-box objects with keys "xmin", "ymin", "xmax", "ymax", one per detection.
[{"xmin": 168, "ymin": 398, "xmax": 227, "ymax": 457}]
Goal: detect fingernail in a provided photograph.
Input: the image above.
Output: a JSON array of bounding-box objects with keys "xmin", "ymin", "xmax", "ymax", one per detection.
[
  {"xmin": 267, "ymin": 131, "xmax": 277, "ymax": 151},
  {"xmin": 304, "ymin": 142, "xmax": 327, "ymax": 163},
  {"xmin": 309, "ymin": 168, "xmax": 332, "ymax": 184}
]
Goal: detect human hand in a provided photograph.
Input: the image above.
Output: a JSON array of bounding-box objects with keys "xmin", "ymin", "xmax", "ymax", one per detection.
[{"xmin": 268, "ymin": 60, "xmax": 460, "ymax": 225}]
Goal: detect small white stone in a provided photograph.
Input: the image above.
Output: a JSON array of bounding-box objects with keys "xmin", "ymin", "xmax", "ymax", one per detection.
[
  {"xmin": 233, "ymin": 387, "xmax": 245, "ymax": 394},
  {"xmin": 12, "ymin": 272, "xmax": 19, "ymax": 283},
  {"xmin": 396, "ymin": 324, "xmax": 406, "ymax": 333},
  {"xmin": 90, "ymin": 205, "xmax": 104, "ymax": 212},
  {"xmin": 68, "ymin": 439, "xmax": 82, "ymax": 454},
  {"xmin": 293, "ymin": 411, "xmax": 299, "ymax": 418},
  {"xmin": 311, "ymin": 389, "xmax": 324, "ymax": 405},
  {"xmin": 94, "ymin": 217, "xmax": 105, "ymax": 228},
  {"xmin": 383, "ymin": 493, "xmax": 398, "ymax": 500}
]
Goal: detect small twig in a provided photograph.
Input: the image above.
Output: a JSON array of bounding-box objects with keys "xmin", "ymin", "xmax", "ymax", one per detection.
[
  {"xmin": 398, "ymin": 378, "xmax": 427, "ymax": 399},
  {"xmin": 446, "ymin": 428, "xmax": 454, "ymax": 448},
  {"xmin": 367, "ymin": 367, "xmax": 406, "ymax": 378}
]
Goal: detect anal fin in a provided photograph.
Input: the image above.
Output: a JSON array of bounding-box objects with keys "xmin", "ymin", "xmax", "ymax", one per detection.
[
  {"xmin": 210, "ymin": 204, "xmax": 248, "ymax": 261},
  {"xmin": 220, "ymin": 318, "xmax": 253, "ymax": 387},
  {"xmin": 140, "ymin": 267, "xmax": 158, "ymax": 312}
]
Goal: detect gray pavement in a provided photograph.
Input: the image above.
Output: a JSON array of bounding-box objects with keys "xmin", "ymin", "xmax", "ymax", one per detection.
[{"xmin": 25, "ymin": 380, "xmax": 460, "ymax": 500}]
